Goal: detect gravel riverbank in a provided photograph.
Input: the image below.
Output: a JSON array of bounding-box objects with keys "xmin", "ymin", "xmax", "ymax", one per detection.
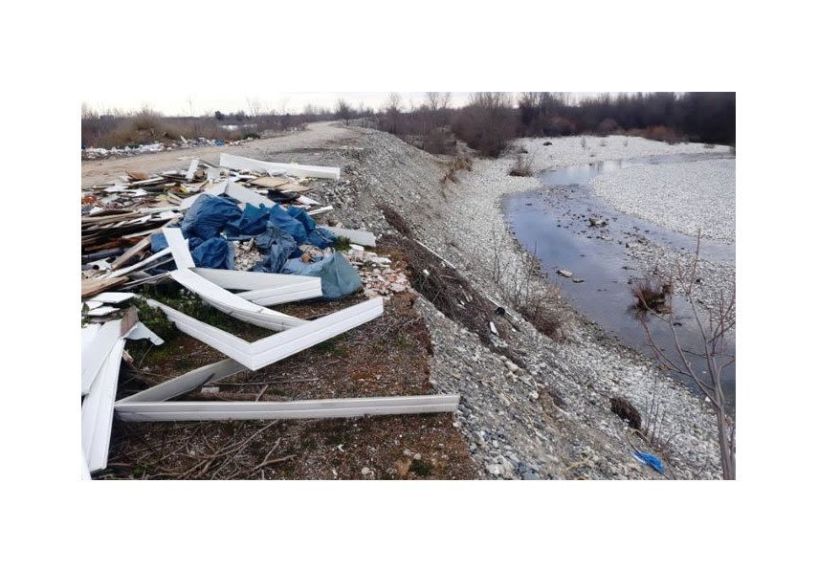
[
  {"xmin": 592, "ymin": 158, "xmax": 736, "ymax": 243},
  {"xmin": 304, "ymin": 129, "xmax": 728, "ymax": 478}
]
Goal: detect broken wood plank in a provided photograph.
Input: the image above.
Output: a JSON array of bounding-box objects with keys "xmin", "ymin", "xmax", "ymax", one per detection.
[
  {"xmin": 82, "ymin": 276, "xmax": 128, "ymax": 298},
  {"xmin": 247, "ymin": 175, "xmax": 289, "ymax": 189}
]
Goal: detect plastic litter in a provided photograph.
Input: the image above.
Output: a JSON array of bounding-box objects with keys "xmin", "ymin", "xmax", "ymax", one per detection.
[
  {"xmin": 181, "ymin": 194, "xmax": 242, "ymax": 240},
  {"xmin": 191, "ymin": 237, "xmax": 234, "ymax": 270},
  {"xmin": 226, "ymin": 203, "xmax": 271, "ymax": 239},
  {"xmin": 283, "ymin": 252, "xmax": 362, "ymax": 300},
  {"xmin": 150, "ymin": 232, "xmax": 169, "ymax": 253},
  {"xmin": 632, "ymin": 451, "xmax": 665, "ymax": 475},
  {"xmin": 305, "ymin": 227, "xmax": 337, "ymax": 249},
  {"xmin": 253, "ymin": 225, "xmax": 299, "ymax": 273},
  {"xmin": 267, "ymin": 204, "xmax": 308, "ymax": 244}
]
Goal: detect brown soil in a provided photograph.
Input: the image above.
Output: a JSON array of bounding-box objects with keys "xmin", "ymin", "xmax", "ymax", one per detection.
[{"xmin": 102, "ymin": 292, "xmax": 479, "ymax": 480}]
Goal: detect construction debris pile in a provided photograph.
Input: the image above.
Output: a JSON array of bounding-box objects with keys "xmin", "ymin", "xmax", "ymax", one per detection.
[
  {"xmin": 81, "ymin": 136, "xmax": 247, "ymax": 160},
  {"xmin": 80, "ymin": 153, "xmax": 456, "ymax": 479}
]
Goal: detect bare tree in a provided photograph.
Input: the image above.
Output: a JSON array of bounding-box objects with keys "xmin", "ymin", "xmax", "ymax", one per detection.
[
  {"xmin": 335, "ymin": 98, "xmax": 352, "ymax": 125},
  {"xmin": 384, "ymin": 92, "xmax": 402, "ymax": 134},
  {"xmin": 637, "ymin": 232, "xmax": 736, "ymax": 479}
]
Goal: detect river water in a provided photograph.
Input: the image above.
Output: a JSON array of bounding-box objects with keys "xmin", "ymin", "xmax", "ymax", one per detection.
[{"xmin": 503, "ymin": 154, "xmax": 735, "ymax": 411}]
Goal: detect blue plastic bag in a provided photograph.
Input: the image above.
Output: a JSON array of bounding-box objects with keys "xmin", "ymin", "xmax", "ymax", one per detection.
[
  {"xmin": 225, "ymin": 203, "xmax": 271, "ymax": 239},
  {"xmin": 181, "ymin": 194, "xmax": 242, "ymax": 240},
  {"xmin": 283, "ymin": 253, "xmax": 362, "ymax": 300},
  {"xmin": 267, "ymin": 204, "xmax": 308, "ymax": 244},
  {"xmin": 287, "ymin": 206, "xmax": 317, "ymax": 233},
  {"xmin": 305, "ymin": 227, "xmax": 336, "ymax": 249},
  {"xmin": 191, "ymin": 237, "xmax": 234, "ymax": 270},
  {"xmin": 252, "ymin": 224, "xmax": 299, "ymax": 273}
]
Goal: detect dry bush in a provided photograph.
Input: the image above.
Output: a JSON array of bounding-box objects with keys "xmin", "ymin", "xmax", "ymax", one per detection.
[
  {"xmin": 632, "ymin": 278, "xmax": 672, "ymax": 313},
  {"xmin": 610, "ymin": 396, "xmax": 642, "ymax": 430},
  {"xmin": 508, "ymin": 153, "xmax": 534, "ymax": 177},
  {"xmin": 488, "ymin": 225, "xmax": 567, "ymax": 340},
  {"xmin": 631, "ymin": 125, "xmax": 686, "ymax": 144},
  {"xmin": 440, "ymin": 155, "xmax": 473, "ymax": 184},
  {"xmin": 379, "ymin": 204, "xmax": 414, "ymax": 238}
]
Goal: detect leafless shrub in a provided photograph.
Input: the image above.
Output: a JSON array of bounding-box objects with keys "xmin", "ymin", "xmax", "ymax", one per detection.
[
  {"xmin": 639, "ymin": 232, "xmax": 736, "ymax": 479},
  {"xmin": 488, "ymin": 225, "xmax": 567, "ymax": 340},
  {"xmin": 440, "ymin": 155, "xmax": 473, "ymax": 184},
  {"xmin": 610, "ymin": 396, "xmax": 642, "ymax": 430},
  {"xmin": 508, "ymin": 153, "xmax": 534, "ymax": 177},
  {"xmin": 379, "ymin": 204, "xmax": 414, "ymax": 238},
  {"xmin": 632, "ymin": 278, "xmax": 673, "ymax": 313}
]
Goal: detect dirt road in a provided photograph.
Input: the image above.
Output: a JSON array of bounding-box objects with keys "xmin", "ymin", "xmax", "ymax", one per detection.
[{"xmin": 81, "ymin": 121, "xmax": 356, "ymax": 188}]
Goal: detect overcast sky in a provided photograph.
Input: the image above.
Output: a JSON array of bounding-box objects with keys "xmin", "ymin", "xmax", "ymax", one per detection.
[{"xmin": 81, "ymin": 91, "xmax": 598, "ymax": 116}]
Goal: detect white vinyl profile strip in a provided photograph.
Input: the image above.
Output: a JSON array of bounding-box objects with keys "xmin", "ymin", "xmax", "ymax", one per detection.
[
  {"xmin": 318, "ymin": 225, "xmax": 376, "ymax": 247},
  {"xmin": 170, "ymin": 269, "xmax": 305, "ymax": 331},
  {"xmin": 116, "ymin": 394, "xmax": 459, "ymax": 422},
  {"xmin": 105, "ymin": 247, "xmax": 172, "ymax": 279},
  {"xmin": 306, "ymin": 206, "xmax": 333, "ymax": 216},
  {"xmin": 89, "ymin": 292, "xmax": 136, "ymax": 304},
  {"xmin": 236, "ymin": 282, "xmax": 323, "ymax": 306},
  {"xmin": 162, "ymin": 227, "xmax": 195, "ymax": 270},
  {"xmin": 185, "ymin": 158, "xmax": 199, "ymax": 181},
  {"xmin": 146, "ymin": 296, "xmax": 383, "ymax": 370},
  {"xmin": 192, "ymin": 268, "xmax": 319, "ymax": 291},
  {"xmin": 125, "ymin": 322, "xmax": 164, "ymax": 345},
  {"xmin": 81, "ymin": 319, "xmax": 122, "ymax": 395},
  {"xmin": 224, "ymin": 181, "xmax": 276, "ymax": 208},
  {"xmin": 82, "ymin": 338, "xmax": 126, "ymax": 472},
  {"xmin": 117, "ymin": 358, "xmax": 247, "ymax": 403},
  {"xmin": 220, "ymin": 152, "xmax": 341, "ymax": 180}
]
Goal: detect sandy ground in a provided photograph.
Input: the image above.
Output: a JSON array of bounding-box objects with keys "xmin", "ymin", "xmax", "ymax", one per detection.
[{"xmin": 81, "ymin": 121, "xmax": 355, "ymax": 188}]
